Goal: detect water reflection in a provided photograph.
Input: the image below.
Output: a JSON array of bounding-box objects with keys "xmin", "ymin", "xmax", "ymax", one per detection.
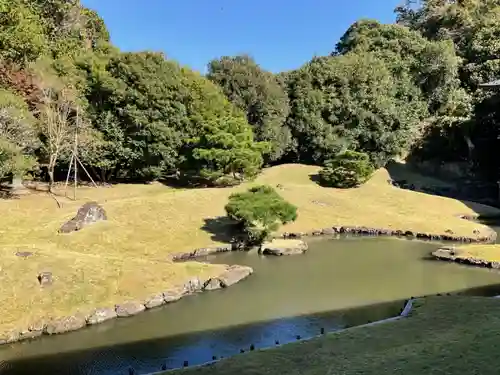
[{"xmin": 0, "ymin": 300, "xmax": 404, "ymax": 375}]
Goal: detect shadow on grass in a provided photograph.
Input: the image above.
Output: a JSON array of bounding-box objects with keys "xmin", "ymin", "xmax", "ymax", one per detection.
[
  {"xmin": 201, "ymin": 217, "xmax": 241, "ymax": 243},
  {"xmin": 386, "ymin": 160, "xmax": 500, "ymax": 212},
  {"xmin": 309, "ymin": 173, "xmax": 321, "ymax": 184}
]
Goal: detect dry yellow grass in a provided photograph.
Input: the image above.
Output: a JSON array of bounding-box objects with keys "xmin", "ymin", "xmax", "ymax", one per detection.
[
  {"xmin": 448, "ymin": 244, "xmax": 500, "ymax": 263},
  {"xmin": 0, "ymin": 163, "xmax": 498, "ymax": 334}
]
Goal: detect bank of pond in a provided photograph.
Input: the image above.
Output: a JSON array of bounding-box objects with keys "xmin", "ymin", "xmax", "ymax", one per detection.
[{"xmin": 2, "ymin": 233, "xmax": 500, "ymax": 375}]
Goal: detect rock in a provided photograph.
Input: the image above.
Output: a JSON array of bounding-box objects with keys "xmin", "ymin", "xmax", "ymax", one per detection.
[
  {"xmin": 163, "ymin": 288, "xmax": 184, "ymax": 303},
  {"xmin": 115, "ymin": 302, "xmax": 145, "ymax": 317},
  {"xmin": 218, "ymin": 265, "xmax": 253, "ymax": 287},
  {"xmin": 432, "ymin": 247, "xmax": 457, "ymax": 260},
  {"xmin": 38, "ymin": 271, "xmax": 53, "ymax": 286},
  {"xmin": 0, "ymin": 330, "xmax": 20, "ymax": 344},
  {"xmin": 86, "ymin": 308, "xmax": 117, "ymax": 325},
  {"xmin": 59, "ymin": 201, "xmax": 107, "ymax": 234},
  {"xmin": 203, "ymin": 265, "xmax": 253, "ymax": 290},
  {"xmin": 144, "ymin": 294, "xmax": 165, "ymax": 309},
  {"xmin": 261, "ymin": 239, "xmax": 308, "ymax": 256},
  {"xmin": 183, "ymin": 277, "xmax": 203, "ymax": 293},
  {"xmin": 19, "ymin": 328, "xmax": 42, "ymax": 341},
  {"xmin": 404, "ymin": 231, "xmax": 416, "ymax": 238},
  {"xmin": 203, "ymin": 278, "xmax": 224, "ymax": 291},
  {"xmin": 44, "ymin": 315, "xmax": 87, "ymax": 335},
  {"xmin": 321, "ymin": 228, "xmax": 337, "ymax": 235}
]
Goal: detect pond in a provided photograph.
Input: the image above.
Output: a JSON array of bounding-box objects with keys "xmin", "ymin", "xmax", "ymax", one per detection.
[{"xmin": 1, "ymin": 234, "xmax": 500, "ymax": 375}]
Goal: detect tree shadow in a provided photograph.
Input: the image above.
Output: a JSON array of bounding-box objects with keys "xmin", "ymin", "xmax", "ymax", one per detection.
[
  {"xmin": 309, "ymin": 173, "xmax": 321, "ymax": 184},
  {"xmin": 201, "ymin": 217, "xmax": 242, "ymax": 243},
  {"xmin": 385, "ymin": 160, "xmax": 500, "ymax": 216}
]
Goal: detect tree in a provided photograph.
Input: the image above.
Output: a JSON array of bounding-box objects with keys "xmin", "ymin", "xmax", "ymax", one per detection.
[
  {"xmin": 36, "ymin": 69, "xmax": 79, "ymax": 192},
  {"xmin": 225, "ymin": 185, "xmax": 298, "ymax": 245},
  {"xmin": 335, "ymin": 19, "xmax": 469, "ymax": 117},
  {"xmin": 286, "ymin": 52, "xmax": 428, "ymax": 167},
  {"xmin": 207, "ymin": 55, "xmax": 292, "ymax": 162},
  {"xmin": 0, "ymin": 0, "xmax": 48, "ymax": 65},
  {"xmin": 319, "ymin": 150, "xmax": 374, "ymax": 188},
  {"xmin": 190, "ymin": 116, "xmax": 269, "ymax": 185}
]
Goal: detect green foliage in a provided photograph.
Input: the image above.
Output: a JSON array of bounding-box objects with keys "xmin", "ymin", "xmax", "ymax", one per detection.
[
  {"xmin": 286, "ymin": 52, "xmax": 427, "ymax": 167},
  {"xmin": 0, "ymin": 88, "xmax": 39, "ymax": 152},
  {"xmin": 0, "ymin": 137, "xmax": 36, "ymax": 179},
  {"xmin": 335, "ymin": 19, "xmax": 469, "ymax": 118},
  {"xmin": 319, "ymin": 151, "xmax": 374, "ymax": 188},
  {"xmin": 207, "ymin": 55, "xmax": 292, "ymax": 162},
  {"xmin": 191, "ymin": 116, "xmax": 268, "ymax": 185},
  {"xmin": 225, "ymin": 185, "xmax": 298, "ymax": 244},
  {"xmin": 0, "ymin": 0, "xmax": 48, "ymax": 65}
]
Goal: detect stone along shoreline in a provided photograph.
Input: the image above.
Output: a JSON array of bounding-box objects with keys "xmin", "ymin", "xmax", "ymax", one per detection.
[
  {"xmin": 0, "ymin": 264, "xmax": 253, "ymax": 345},
  {"xmin": 172, "ymin": 221, "xmax": 498, "ymax": 261}
]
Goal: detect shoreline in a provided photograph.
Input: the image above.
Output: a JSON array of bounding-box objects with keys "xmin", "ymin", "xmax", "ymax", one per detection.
[
  {"xmin": 432, "ymin": 247, "xmax": 500, "ymax": 269},
  {"xmin": 152, "ymin": 298, "xmax": 415, "ymax": 374},
  {"xmin": 2, "ymin": 214, "xmax": 496, "ymax": 347},
  {"xmin": 0, "ymin": 264, "xmax": 253, "ymax": 346},
  {"xmin": 172, "ymin": 219, "xmax": 498, "ymax": 262}
]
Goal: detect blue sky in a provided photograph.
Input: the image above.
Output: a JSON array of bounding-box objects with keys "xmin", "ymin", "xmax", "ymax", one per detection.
[{"xmin": 81, "ymin": 0, "xmax": 402, "ymax": 73}]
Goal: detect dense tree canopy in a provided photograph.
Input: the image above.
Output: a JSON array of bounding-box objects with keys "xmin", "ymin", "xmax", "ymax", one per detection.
[
  {"xmin": 1, "ymin": 0, "xmax": 500, "ymax": 191},
  {"xmin": 286, "ymin": 52, "xmax": 428, "ymax": 167},
  {"xmin": 207, "ymin": 55, "xmax": 292, "ymax": 162}
]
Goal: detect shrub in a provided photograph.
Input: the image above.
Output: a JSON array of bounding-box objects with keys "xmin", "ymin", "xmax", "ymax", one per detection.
[
  {"xmin": 225, "ymin": 185, "xmax": 298, "ymax": 245},
  {"xmin": 319, "ymin": 150, "xmax": 374, "ymax": 188}
]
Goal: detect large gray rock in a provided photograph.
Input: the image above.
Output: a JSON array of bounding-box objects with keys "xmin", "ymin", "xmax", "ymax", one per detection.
[
  {"xmin": 203, "ymin": 265, "xmax": 254, "ymax": 290},
  {"xmin": 115, "ymin": 301, "xmax": 145, "ymax": 317},
  {"xmin": 86, "ymin": 307, "xmax": 117, "ymax": 325},
  {"xmin": 144, "ymin": 294, "xmax": 165, "ymax": 309},
  {"xmin": 183, "ymin": 277, "xmax": 203, "ymax": 293},
  {"xmin": 59, "ymin": 202, "xmax": 107, "ymax": 233},
  {"xmin": 44, "ymin": 315, "xmax": 87, "ymax": 335},
  {"xmin": 38, "ymin": 271, "xmax": 53, "ymax": 286},
  {"xmin": 163, "ymin": 288, "xmax": 184, "ymax": 303},
  {"xmin": 261, "ymin": 239, "xmax": 308, "ymax": 256}
]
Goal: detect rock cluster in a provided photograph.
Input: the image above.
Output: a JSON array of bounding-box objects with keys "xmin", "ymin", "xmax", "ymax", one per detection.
[
  {"xmin": 278, "ymin": 225, "xmax": 496, "ymax": 244},
  {"xmin": 0, "ymin": 264, "xmax": 253, "ymax": 345},
  {"xmin": 59, "ymin": 202, "xmax": 107, "ymax": 234},
  {"xmin": 171, "ymin": 221, "xmax": 496, "ymax": 262},
  {"xmin": 260, "ymin": 239, "xmax": 308, "ymax": 256},
  {"xmin": 432, "ymin": 247, "xmax": 500, "ymax": 269}
]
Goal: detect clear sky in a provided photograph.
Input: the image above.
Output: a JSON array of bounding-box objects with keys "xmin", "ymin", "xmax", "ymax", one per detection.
[{"xmin": 81, "ymin": 0, "xmax": 402, "ymax": 73}]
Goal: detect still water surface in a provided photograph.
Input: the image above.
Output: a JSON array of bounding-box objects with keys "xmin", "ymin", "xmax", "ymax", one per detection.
[{"xmin": 2, "ymin": 235, "xmax": 500, "ymax": 375}]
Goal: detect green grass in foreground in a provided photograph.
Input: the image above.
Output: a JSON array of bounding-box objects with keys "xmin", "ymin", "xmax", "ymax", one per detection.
[{"xmin": 173, "ymin": 296, "xmax": 500, "ymax": 375}]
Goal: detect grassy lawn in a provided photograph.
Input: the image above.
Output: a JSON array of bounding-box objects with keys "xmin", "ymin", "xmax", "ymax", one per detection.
[
  {"xmin": 173, "ymin": 296, "xmax": 500, "ymax": 375},
  {"xmin": 0, "ymin": 163, "xmax": 498, "ymax": 335},
  {"xmin": 445, "ymin": 244, "xmax": 500, "ymax": 263}
]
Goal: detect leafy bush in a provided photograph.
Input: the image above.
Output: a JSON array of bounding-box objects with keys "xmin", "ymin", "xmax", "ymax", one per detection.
[
  {"xmin": 225, "ymin": 185, "xmax": 297, "ymax": 245},
  {"xmin": 319, "ymin": 150, "xmax": 374, "ymax": 188}
]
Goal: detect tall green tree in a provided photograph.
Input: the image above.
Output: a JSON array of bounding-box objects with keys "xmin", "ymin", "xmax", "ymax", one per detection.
[
  {"xmin": 286, "ymin": 52, "xmax": 428, "ymax": 167},
  {"xmin": 207, "ymin": 55, "xmax": 292, "ymax": 162}
]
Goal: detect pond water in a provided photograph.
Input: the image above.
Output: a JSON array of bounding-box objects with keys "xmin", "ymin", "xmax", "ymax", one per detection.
[{"xmin": 2, "ymin": 234, "xmax": 500, "ymax": 375}]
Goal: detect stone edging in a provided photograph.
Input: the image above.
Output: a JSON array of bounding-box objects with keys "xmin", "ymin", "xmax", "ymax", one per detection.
[
  {"xmin": 432, "ymin": 247, "xmax": 500, "ymax": 269},
  {"xmin": 151, "ymin": 299, "xmax": 415, "ymax": 374},
  {"xmin": 172, "ymin": 219, "xmax": 497, "ymax": 262},
  {"xmin": 0, "ymin": 265, "xmax": 253, "ymax": 346}
]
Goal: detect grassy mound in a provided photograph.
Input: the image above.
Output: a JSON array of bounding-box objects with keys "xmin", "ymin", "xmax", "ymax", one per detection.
[
  {"xmin": 0, "ymin": 163, "xmax": 498, "ymax": 334},
  {"xmin": 442, "ymin": 244, "xmax": 500, "ymax": 263},
  {"xmin": 173, "ymin": 296, "xmax": 500, "ymax": 375}
]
